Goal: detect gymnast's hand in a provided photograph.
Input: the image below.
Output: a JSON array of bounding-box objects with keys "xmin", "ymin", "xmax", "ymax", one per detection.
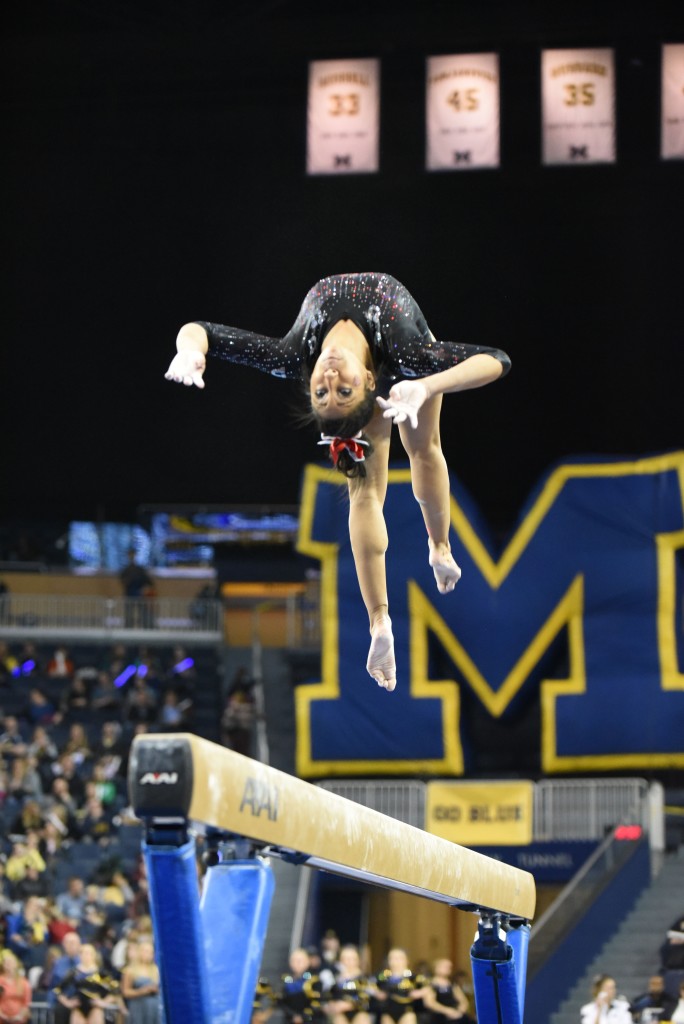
[
  {"xmin": 376, "ymin": 381, "xmax": 429, "ymax": 429},
  {"xmin": 164, "ymin": 350, "xmax": 207, "ymax": 388}
]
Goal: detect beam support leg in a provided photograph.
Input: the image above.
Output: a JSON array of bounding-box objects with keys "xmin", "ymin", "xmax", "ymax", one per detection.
[{"xmin": 470, "ymin": 914, "xmax": 527, "ymax": 1024}]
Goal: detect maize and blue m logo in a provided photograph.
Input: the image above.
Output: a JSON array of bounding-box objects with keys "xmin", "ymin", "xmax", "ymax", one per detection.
[{"xmin": 295, "ymin": 452, "xmax": 684, "ymax": 777}]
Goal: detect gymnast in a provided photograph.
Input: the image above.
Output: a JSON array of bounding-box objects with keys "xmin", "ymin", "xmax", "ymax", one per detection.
[{"xmin": 165, "ymin": 272, "xmax": 509, "ymax": 692}]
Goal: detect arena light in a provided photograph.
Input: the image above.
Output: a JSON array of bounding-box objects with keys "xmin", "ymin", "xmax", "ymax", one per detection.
[
  {"xmin": 615, "ymin": 824, "xmax": 643, "ymax": 840},
  {"xmin": 114, "ymin": 664, "xmax": 138, "ymax": 688},
  {"xmin": 173, "ymin": 657, "xmax": 194, "ymax": 673}
]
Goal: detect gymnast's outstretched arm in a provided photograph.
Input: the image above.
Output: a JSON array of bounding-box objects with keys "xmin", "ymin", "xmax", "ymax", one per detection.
[{"xmin": 378, "ymin": 352, "xmax": 504, "ymax": 428}]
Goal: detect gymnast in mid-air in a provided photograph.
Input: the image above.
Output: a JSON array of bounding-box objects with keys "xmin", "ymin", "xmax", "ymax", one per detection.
[{"xmin": 165, "ymin": 272, "xmax": 510, "ymax": 692}]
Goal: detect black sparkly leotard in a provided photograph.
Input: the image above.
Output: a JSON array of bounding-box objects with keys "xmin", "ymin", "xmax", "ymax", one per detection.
[{"xmin": 195, "ymin": 272, "xmax": 510, "ymax": 397}]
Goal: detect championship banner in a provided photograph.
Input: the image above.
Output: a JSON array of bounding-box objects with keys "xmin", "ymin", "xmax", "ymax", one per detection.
[
  {"xmin": 426, "ymin": 53, "xmax": 500, "ymax": 170},
  {"xmin": 425, "ymin": 781, "xmax": 534, "ymax": 846},
  {"xmin": 662, "ymin": 44, "xmax": 684, "ymax": 159},
  {"xmin": 307, "ymin": 58, "xmax": 380, "ymax": 175},
  {"xmin": 541, "ymin": 48, "xmax": 616, "ymax": 165}
]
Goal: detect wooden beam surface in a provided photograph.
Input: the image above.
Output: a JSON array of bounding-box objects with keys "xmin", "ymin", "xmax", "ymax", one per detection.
[{"xmin": 129, "ymin": 733, "xmax": 535, "ymax": 920}]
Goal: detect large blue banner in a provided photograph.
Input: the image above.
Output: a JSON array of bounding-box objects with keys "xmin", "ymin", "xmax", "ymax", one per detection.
[{"xmin": 295, "ymin": 452, "xmax": 684, "ymax": 777}]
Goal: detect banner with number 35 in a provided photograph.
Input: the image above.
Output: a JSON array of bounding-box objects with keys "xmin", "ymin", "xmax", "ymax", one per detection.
[{"xmin": 542, "ymin": 48, "xmax": 616, "ymax": 165}]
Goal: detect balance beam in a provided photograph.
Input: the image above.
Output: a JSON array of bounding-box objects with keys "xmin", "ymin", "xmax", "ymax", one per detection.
[{"xmin": 129, "ymin": 732, "xmax": 535, "ymax": 919}]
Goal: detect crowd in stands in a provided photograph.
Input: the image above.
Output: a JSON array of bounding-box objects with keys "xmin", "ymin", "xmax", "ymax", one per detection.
[
  {"xmin": 257, "ymin": 936, "xmax": 477, "ymax": 1024},
  {"xmin": 0, "ymin": 640, "xmax": 203, "ymax": 1022},
  {"xmin": 579, "ymin": 911, "xmax": 684, "ymax": 1022}
]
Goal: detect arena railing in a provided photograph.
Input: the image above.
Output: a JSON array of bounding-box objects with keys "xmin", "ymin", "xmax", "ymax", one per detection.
[
  {"xmin": 0, "ymin": 594, "xmax": 223, "ymax": 642},
  {"xmin": 319, "ymin": 777, "xmax": 652, "ymax": 841}
]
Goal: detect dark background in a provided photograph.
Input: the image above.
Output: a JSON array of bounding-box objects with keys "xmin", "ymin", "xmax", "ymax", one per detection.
[{"xmin": 3, "ymin": 0, "xmax": 683, "ymax": 538}]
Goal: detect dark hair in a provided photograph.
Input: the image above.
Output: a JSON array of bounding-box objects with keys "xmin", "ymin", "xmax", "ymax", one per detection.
[{"xmin": 311, "ymin": 389, "xmax": 377, "ymax": 478}]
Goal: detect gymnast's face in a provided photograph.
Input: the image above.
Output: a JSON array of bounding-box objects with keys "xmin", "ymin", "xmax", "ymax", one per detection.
[{"xmin": 309, "ymin": 345, "xmax": 375, "ymax": 419}]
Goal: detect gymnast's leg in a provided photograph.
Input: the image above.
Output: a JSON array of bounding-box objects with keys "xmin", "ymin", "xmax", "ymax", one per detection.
[
  {"xmin": 348, "ymin": 448, "xmax": 396, "ymax": 691},
  {"xmin": 398, "ymin": 394, "xmax": 461, "ymax": 594}
]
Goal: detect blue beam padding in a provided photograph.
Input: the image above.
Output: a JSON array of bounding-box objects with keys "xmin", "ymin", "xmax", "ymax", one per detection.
[
  {"xmin": 507, "ymin": 923, "xmax": 530, "ymax": 1021},
  {"xmin": 471, "ymin": 919, "xmax": 523, "ymax": 1024},
  {"xmin": 200, "ymin": 859, "xmax": 275, "ymax": 1024},
  {"xmin": 145, "ymin": 838, "xmax": 212, "ymax": 1024}
]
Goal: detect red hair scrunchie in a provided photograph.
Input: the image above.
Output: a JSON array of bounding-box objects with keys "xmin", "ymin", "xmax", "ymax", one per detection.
[{"xmin": 318, "ymin": 433, "xmax": 369, "ymax": 467}]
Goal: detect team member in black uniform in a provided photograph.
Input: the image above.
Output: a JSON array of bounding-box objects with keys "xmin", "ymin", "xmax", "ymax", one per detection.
[
  {"xmin": 324, "ymin": 945, "xmax": 372, "ymax": 1024},
  {"xmin": 278, "ymin": 948, "xmax": 326, "ymax": 1024},
  {"xmin": 252, "ymin": 976, "xmax": 274, "ymax": 1024},
  {"xmin": 420, "ymin": 959, "xmax": 473, "ymax": 1024},
  {"xmin": 373, "ymin": 949, "xmax": 429, "ymax": 1024},
  {"xmin": 53, "ymin": 943, "xmax": 121, "ymax": 1024},
  {"xmin": 166, "ymin": 273, "xmax": 509, "ymax": 692}
]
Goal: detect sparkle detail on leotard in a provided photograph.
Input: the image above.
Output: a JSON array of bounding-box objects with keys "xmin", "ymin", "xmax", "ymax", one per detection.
[{"xmin": 195, "ymin": 272, "xmax": 510, "ymax": 392}]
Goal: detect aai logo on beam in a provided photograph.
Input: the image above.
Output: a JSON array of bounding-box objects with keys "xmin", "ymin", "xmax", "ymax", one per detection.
[{"xmin": 295, "ymin": 453, "xmax": 684, "ymax": 777}]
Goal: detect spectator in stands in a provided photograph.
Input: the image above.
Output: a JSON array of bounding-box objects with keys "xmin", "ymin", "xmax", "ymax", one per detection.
[
  {"xmin": 630, "ymin": 974, "xmax": 677, "ymax": 1021},
  {"xmin": 26, "ymin": 687, "xmax": 59, "ymax": 726},
  {"xmin": 79, "ymin": 887, "xmax": 108, "ymax": 944},
  {"xmin": 51, "ymin": 756, "xmax": 86, "ymax": 805},
  {"xmin": 53, "ymin": 941, "xmax": 120, "ymax": 1024},
  {"xmin": 323, "ymin": 944, "xmax": 372, "ymax": 1024},
  {"xmin": 660, "ymin": 912, "xmax": 684, "ymax": 971},
  {"xmin": 111, "ymin": 927, "xmax": 141, "ymax": 974},
  {"xmin": 278, "ymin": 947, "xmax": 326, "ymax": 1024},
  {"xmin": 37, "ymin": 944, "xmax": 65, "ymax": 1002},
  {"xmin": 5, "ymin": 839, "xmax": 47, "ymax": 896},
  {"xmin": 580, "ymin": 975, "xmax": 632, "ymax": 1023},
  {"xmin": 59, "ymin": 676, "xmax": 91, "ymax": 718},
  {"xmin": 7, "ymin": 755, "xmax": 43, "ymax": 803},
  {"xmin": 123, "ymin": 675, "xmax": 158, "ymax": 726},
  {"xmin": 48, "ymin": 776, "xmax": 81, "ymax": 837},
  {"xmin": 62, "ymin": 724, "xmax": 93, "ymax": 769},
  {"xmin": 89, "ymin": 763, "xmax": 119, "ymax": 809},
  {"xmin": 420, "ymin": 958, "xmax": 473, "ymax": 1024},
  {"xmin": 14, "ymin": 862, "xmax": 50, "ymax": 900},
  {"xmin": 29, "ymin": 725, "xmax": 60, "ymax": 786},
  {"xmin": 56, "ymin": 878, "xmax": 88, "ymax": 926},
  {"xmin": 120, "ymin": 938, "xmax": 161, "ymax": 1024},
  {"xmin": 6, "ymin": 894, "xmax": 49, "ymax": 969},
  {"xmin": 0, "ymin": 949, "xmax": 32, "ymax": 1024},
  {"xmin": 47, "ymin": 646, "xmax": 75, "ymax": 679},
  {"xmin": 120, "ymin": 551, "xmax": 153, "ymax": 601},
  {"xmin": 46, "ymin": 898, "xmax": 79, "ymax": 947},
  {"xmin": 40, "ymin": 816, "xmax": 69, "ymax": 865},
  {"xmin": 320, "ymin": 931, "xmax": 342, "ymax": 976},
  {"xmin": 11, "ymin": 797, "xmax": 44, "ymax": 835},
  {"xmin": 158, "ymin": 689, "xmax": 192, "ymax": 730},
  {"xmin": 120, "ymin": 550, "xmax": 155, "ymax": 628},
  {"xmin": 90, "ymin": 674, "xmax": 122, "ymax": 715},
  {"xmin": 374, "ymin": 949, "xmax": 430, "ymax": 1024},
  {"xmin": 0, "ymin": 716, "xmax": 28, "ymax": 761},
  {"xmin": 221, "ymin": 667, "xmax": 256, "ymax": 756},
  {"xmin": 92, "ymin": 721, "xmax": 125, "ymax": 763},
  {"xmin": 49, "ymin": 932, "xmax": 82, "ymax": 1024},
  {"xmin": 77, "ymin": 796, "xmax": 114, "ymax": 846}
]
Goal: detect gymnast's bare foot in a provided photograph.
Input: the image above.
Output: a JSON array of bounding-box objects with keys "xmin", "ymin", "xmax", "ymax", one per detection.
[
  {"xmin": 367, "ymin": 614, "xmax": 396, "ymax": 691},
  {"xmin": 428, "ymin": 539, "xmax": 462, "ymax": 594}
]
